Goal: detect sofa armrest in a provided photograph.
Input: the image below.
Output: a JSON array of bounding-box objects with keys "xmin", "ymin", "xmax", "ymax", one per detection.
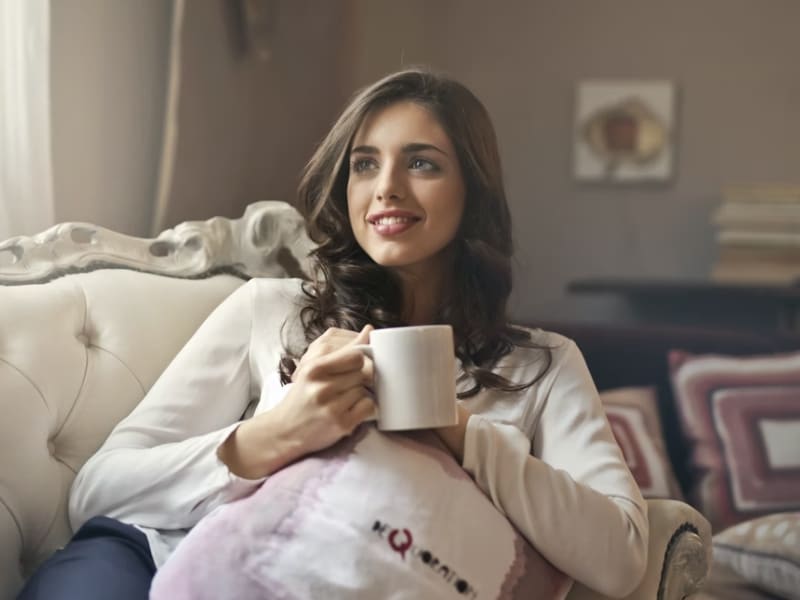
[{"xmin": 566, "ymin": 499, "xmax": 712, "ymax": 600}]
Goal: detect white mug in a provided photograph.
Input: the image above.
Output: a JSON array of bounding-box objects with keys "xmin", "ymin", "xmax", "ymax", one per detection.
[{"xmin": 354, "ymin": 325, "xmax": 458, "ymax": 431}]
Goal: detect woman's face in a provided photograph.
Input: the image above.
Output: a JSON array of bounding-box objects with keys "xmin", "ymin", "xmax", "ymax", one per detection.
[{"xmin": 347, "ymin": 101, "xmax": 466, "ymax": 281}]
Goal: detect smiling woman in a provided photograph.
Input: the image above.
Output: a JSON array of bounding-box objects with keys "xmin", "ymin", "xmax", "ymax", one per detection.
[
  {"xmin": 19, "ymin": 68, "xmax": 649, "ymax": 600},
  {"xmin": 291, "ymin": 69, "xmax": 531, "ymax": 395}
]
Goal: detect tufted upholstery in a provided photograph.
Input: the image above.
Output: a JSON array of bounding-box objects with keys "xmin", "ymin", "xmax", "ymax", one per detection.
[{"xmin": 0, "ymin": 270, "xmax": 244, "ymax": 597}]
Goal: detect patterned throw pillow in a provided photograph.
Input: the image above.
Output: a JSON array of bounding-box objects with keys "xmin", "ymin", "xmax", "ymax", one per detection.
[
  {"xmin": 599, "ymin": 387, "xmax": 684, "ymax": 499},
  {"xmin": 670, "ymin": 350, "xmax": 800, "ymax": 531},
  {"xmin": 713, "ymin": 512, "xmax": 800, "ymax": 600}
]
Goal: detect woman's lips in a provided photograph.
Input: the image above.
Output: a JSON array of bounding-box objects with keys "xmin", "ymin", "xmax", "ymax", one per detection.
[{"xmin": 367, "ymin": 214, "xmax": 421, "ymax": 236}]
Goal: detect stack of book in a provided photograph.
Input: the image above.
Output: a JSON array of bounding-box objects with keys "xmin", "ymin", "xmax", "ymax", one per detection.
[{"xmin": 711, "ymin": 184, "xmax": 800, "ymax": 285}]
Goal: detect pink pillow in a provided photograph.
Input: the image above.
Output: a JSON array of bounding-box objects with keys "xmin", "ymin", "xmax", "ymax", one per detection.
[
  {"xmin": 670, "ymin": 350, "xmax": 800, "ymax": 531},
  {"xmin": 600, "ymin": 387, "xmax": 684, "ymax": 500},
  {"xmin": 150, "ymin": 425, "xmax": 573, "ymax": 600}
]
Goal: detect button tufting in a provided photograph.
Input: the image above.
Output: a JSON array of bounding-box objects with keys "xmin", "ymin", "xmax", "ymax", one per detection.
[
  {"xmin": 76, "ymin": 332, "xmax": 89, "ymax": 346},
  {"xmin": 47, "ymin": 439, "xmax": 56, "ymax": 456}
]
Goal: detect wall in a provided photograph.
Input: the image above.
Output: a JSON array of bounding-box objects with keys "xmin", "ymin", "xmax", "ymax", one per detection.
[
  {"xmin": 50, "ymin": 0, "xmax": 170, "ymax": 236},
  {"xmin": 350, "ymin": 0, "xmax": 800, "ymax": 324},
  {"xmin": 47, "ymin": 1, "xmax": 800, "ymax": 325},
  {"xmin": 157, "ymin": 0, "xmax": 357, "ymax": 229}
]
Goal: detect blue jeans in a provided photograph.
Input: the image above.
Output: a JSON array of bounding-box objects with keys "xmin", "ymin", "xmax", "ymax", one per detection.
[{"xmin": 17, "ymin": 516, "xmax": 155, "ymax": 600}]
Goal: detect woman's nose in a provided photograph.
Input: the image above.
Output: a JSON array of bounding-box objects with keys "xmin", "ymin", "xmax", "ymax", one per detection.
[{"xmin": 375, "ymin": 164, "xmax": 406, "ymax": 201}]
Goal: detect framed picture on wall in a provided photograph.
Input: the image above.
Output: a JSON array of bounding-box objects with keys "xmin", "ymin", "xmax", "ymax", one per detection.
[{"xmin": 573, "ymin": 79, "xmax": 676, "ymax": 183}]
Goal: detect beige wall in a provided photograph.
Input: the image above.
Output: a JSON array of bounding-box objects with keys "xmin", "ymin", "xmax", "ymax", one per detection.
[
  {"xmin": 159, "ymin": 0, "xmax": 357, "ymax": 229},
  {"xmin": 50, "ymin": 0, "xmax": 357, "ymax": 236},
  {"xmin": 350, "ymin": 0, "xmax": 800, "ymax": 323},
  {"xmin": 49, "ymin": 2, "xmax": 800, "ymax": 324},
  {"xmin": 51, "ymin": 0, "xmax": 170, "ymax": 236}
]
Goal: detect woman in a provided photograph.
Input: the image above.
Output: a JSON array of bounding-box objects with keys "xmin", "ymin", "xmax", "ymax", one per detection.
[{"xmin": 18, "ymin": 69, "xmax": 647, "ymax": 599}]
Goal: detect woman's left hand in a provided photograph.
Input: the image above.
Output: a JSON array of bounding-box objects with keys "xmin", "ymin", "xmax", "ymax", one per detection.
[{"xmin": 433, "ymin": 403, "xmax": 471, "ymax": 463}]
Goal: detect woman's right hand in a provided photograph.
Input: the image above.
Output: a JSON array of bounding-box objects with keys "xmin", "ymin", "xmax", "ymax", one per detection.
[{"xmin": 218, "ymin": 326, "xmax": 375, "ymax": 479}]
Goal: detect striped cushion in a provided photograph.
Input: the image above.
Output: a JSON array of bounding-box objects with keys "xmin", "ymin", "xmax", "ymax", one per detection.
[
  {"xmin": 670, "ymin": 350, "xmax": 800, "ymax": 531},
  {"xmin": 600, "ymin": 387, "xmax": 684, "ymax": 499}
]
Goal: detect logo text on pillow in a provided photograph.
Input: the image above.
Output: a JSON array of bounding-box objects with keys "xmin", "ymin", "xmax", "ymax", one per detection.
[{"xmin": 372, "ymin": 519, "xmax": 477, "ymax": 597}]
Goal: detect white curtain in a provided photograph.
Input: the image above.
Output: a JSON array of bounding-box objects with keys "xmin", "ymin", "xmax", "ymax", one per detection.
[
  {"xmin": 152, "ymin": 0, "xmax": 185, "ymax": 235},
  {"xmin": 0, "ymin": 0, "xmax": 54, "ymax": 240}
]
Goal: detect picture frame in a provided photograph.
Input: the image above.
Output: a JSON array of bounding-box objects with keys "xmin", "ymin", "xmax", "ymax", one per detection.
[{"xmin": 573, "ymin": 79, "xmax": 676, "ymax": 183}]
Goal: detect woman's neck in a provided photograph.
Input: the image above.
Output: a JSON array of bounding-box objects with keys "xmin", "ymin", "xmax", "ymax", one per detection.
[
  {"xmin": 394, "ymin": 254, "xmax": 454, "ymax": 326},
  {"xmin": 401, "ymin": 282, "xmax": 440, "ymax": 325}
]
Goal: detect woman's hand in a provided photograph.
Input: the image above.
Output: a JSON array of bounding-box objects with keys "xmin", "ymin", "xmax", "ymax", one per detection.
[
  {"xmin": 219, "ymin": 326, "xmax": 375, "ymax": 479},
  {"xmin": 291, "ymin": 326, "xmax": 372, "ymax": 383}
]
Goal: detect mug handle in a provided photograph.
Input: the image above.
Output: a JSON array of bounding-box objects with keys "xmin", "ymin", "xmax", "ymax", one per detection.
[
  {"xmin": 350, "ymin": 343, "xmax": 373, "ymax": 359},
  {"xmin": 350, "ymin": 344, "xmax": 377, "ymax": 422}
]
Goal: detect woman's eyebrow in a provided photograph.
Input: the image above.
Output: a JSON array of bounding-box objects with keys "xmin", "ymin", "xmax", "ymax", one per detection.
[
  {"xmin": 402, "ymin": 142, "xmax": 447, "ymax": 156},
  {"xmin": 350, "ymin": 145, "xmax": 379, "ymax": 155},
  {"xmin": 350, "ymin": 143, "xmax": 448, "ymax": 156}
]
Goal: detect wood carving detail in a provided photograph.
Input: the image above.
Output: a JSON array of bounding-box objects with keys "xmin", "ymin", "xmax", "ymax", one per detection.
[
  {"xmin": 660, "ymin": 531, "xmax": 710, "ymax": 599},
  {"xmin": 0, "ymin": 201, "xmax": 315, "ymax": 284}
]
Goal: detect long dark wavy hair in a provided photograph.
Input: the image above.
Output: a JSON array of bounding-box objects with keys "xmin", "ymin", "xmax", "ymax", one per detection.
[{"xmin": 280, "ymin": 68, "xmax": 551, "ymax": 398}]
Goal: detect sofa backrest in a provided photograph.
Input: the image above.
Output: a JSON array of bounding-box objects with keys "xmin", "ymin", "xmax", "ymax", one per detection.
[{"xmin": 0, "ymin": 270, "xmax": 244, "ymax": 595}]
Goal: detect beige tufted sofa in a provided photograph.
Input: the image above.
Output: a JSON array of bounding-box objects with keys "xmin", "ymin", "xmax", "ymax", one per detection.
[{"xmin": 0, "ymin": 201, "xmax": 711, "ymax": 600}]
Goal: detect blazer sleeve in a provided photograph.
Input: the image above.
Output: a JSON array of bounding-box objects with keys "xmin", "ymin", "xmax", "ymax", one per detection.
[
  {"xmin": 69, "ymin": 280, "xmax": 266, "ymax": 532},
  {"xmin": 461, "ymin": 339, "xmax": 649, "ymax": 598}
]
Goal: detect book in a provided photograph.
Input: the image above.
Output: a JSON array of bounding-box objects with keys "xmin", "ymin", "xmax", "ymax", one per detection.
[
  {"xmin": 723, "ymin": 183, "xmax": 800, "ymax": 204},
  {"xmin": 717, "ymin": 230, "xmax": 800, "ymax": 248},
  {"xmin": 713, "ymin": 202, "xmax": 800, "ymax": 224},
  {"xmin": 711, "ymin": 262, "xmax": 800, "ymax": 284},
  {"xmin": 711, "ymin": 254, "xmax": 800, "ymax": 284},
  {"xmin": 711, "ymin": 184, "xmax": 800, "ymax": 284},
  {"xmin": 716, "ymin": 245, "xmax": 800, "ymax": 263},
  {"xmin": 713, "ymin": 219, "xmax": 800, "ymax": 236}
]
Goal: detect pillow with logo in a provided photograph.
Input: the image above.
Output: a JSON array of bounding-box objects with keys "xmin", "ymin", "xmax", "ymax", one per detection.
[{"xmin": 150, "ymin": 425, "xmax": 572, "ymax": 600}]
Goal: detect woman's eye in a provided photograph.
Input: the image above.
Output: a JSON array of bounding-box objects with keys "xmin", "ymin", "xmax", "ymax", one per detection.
[
  {"xmin": 351, "ymin": 158, "xmax": 377, "ymax": 173},
  {"xmin": 409, "ymin": 157, "xmax": 438, "ymax": 171}
]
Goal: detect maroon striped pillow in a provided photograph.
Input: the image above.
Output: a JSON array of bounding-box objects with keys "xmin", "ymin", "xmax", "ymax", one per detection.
[
  {"xmin": 600, "ymin": 387, "xmax": 684, "ymax": 500},
  {"xmin": 670, "ymin": 350, "xmax": 800, "ymax": 531}
]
